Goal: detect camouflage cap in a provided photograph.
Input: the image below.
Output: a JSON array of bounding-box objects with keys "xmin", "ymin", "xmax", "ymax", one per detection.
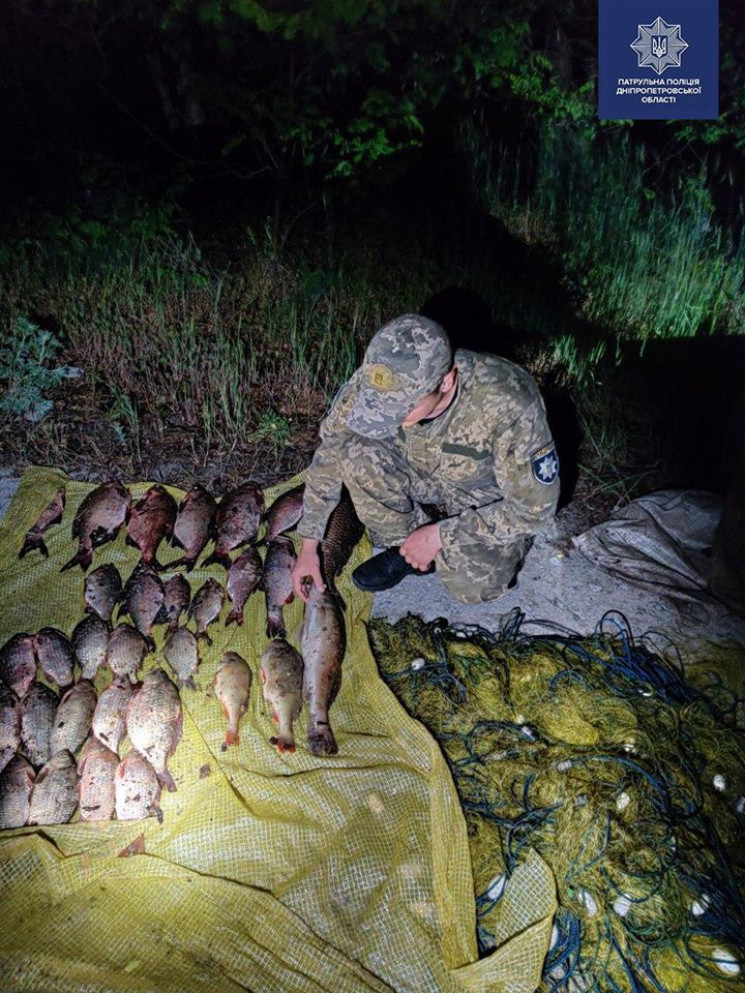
[{"xmin": 347, "ymin": 314, "xmax": 453, "ymax": 439}]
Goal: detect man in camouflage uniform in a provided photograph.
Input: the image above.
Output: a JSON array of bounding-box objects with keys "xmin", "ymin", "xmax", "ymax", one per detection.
[{"xmin": 292, "ymin": 314, "xmax": 560, "ymax": 603}]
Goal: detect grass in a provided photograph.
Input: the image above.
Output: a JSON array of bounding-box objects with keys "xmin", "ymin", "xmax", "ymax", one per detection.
[{"xmin": 466, "ymin": 123, "xmax": 745, "ymax": 363}]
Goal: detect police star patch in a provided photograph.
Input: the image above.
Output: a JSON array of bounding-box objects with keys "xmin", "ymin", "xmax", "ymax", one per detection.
[{"xmin": 531, "ymin": 443, "xmax": 559, "ymax": 485}]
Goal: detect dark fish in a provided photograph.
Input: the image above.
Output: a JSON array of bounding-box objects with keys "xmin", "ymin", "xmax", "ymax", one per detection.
[
  {"xmin": 263, "ymin": 537, "xmax": 296, "ymax": 639},
  {"xmin": 84, "ymin": 563, "xmax": 122, "ymax": 622},
  {"xmin": 262, "ymin": 484, "xmax": 305, "ymax": 543},
  {"xmin": 170, "ymin": 484, "xmax": 217, "ymax": 572},
  {"xmin": 126, "ymin": 669, "xmax": 182, "ymax": 792},
  {"xmin": 28, "ymin": 749, "xmax": 78, "ymax": 825},
  {"xmin": 299, "ymin": 585, "xmax": 346, "ymax": 757},
  {"xmin": 61, "ymin": 481, "xmax": 131, "ymax": 572},
  {"xmin": 213, "ymin": 651, "xmax": 251, "ymax": 748},
  {"xmin": 50, "ymin": 680, "xmax": 97, "ymax": 756},
  {"xmin": 107, "ymin": 624, "xmax": 149, "ymax": 683},
  {"xmin": 92, "ymin": 677, "xmax": 135, "ymax": 753},
  {"xmin": 225, "ymin": 547, "xmax": 263, "ymax": 626},
  {"xmin": 319, "ymin": 486, "xmax": 365, "ymax": 599},
  {"xmin": 21, "ymin": 682, "xmax": 59, "ymax": 767},
  {"xmin": 204, "ymin": 482, "xmax": 264, "ymax": 569},
  {"xmin": 78, "ymin": 736, "xmax": 119, "ymax": 822},
  {"xmin": 115, "ymin": 751, "xmax": 161, "ymax": 820},
  {"xmin": 188, "ymin": 578, "xmax": 224, "ymax": 645},
  {"xmin": 161, "ymin": 574, "xmax": 191, "ymax": 633},
  {"xmin": 34, "ymin": 628, "xmax": 75, "ymax": 689},
  {"xmin": 118, "ymin": 561, "xmax": 164, "ymax": 645},
  {"xmin": 19, "ymin": 485, "xmax": 66, "ymax": 558},
  {"xmin": 126, "ymin": 484, "xmax": 178, "ymax": 567},
  {"xmin": 163, "ymin": 627, "xmax": 200, "ymax": 690},
  {"xmin": 72, "ymin": 614, "xmax": 109, "ymax": 680},
  {"xmin": 0, "ymin": 682, "xmax": 21, "ymax": 772},
  {"xmin": 0, "ymin": 634, "xmax": 36, "ymax": 699},
  {"xmin": 0, "ymin": 754, "xmax": 35, "ymax": 829},
  {"xmin": 259, "ymin": 640, "xmax": 303, "ymax": 754}
]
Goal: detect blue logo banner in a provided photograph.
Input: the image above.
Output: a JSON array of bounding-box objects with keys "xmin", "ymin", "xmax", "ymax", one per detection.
[{"xmin": 599, "ymin": 0, "xmax": 718, "ymax": 120}]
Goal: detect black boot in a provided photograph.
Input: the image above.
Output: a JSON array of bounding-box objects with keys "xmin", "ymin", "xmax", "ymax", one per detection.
[{"xmin": 352, "ymin": 547, "xmax": 435, "ymax": 592}]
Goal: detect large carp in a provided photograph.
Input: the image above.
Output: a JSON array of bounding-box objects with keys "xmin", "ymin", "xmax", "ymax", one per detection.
[{"xmin": 299, "ymin": 585, "xmax": 345, "ymax": 756}]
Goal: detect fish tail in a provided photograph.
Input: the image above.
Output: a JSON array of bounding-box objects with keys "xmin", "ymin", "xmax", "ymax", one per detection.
[
  {"xmin": 202, "ymin": 550, "xmax": 231, "ymax": 570},
  {"xmin": 225, "ymin": 607, "xmax": 244, "ymax": 627},
  {"xmin": 307, "ymin": 723, "xmax": 338, "ymax": 757},
  {"xmin": 61, "ymin": 546, "xmax": 93, "ymax": 572},
  {"xmin": 181, "ymin": 676, "xmax": 197, "ymax": 691},
  {"xmin": 225, "ymin": 728, "xmax": 240, "ymax": 746},
  {"xmin": 266, "ymin": 613, "xmax": 286, "ymax": 639},
  {"xmin": 157, "ymin": 768, "xmax": 178, "ymax": 793},
  {"xmin": 19, "ymin": 532, "xmax": 48, "ymax": 559}
]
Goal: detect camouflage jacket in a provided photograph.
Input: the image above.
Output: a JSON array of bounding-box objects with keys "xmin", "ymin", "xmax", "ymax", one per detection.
[{"xmin": 299, "ymin": 349, "xmax": 560, "ymax": 547}]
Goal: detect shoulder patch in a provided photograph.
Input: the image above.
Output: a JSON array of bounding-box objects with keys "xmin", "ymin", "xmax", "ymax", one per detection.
[{"xmin": 531, "ymin": 443, "xmax": 559, "ymax": 485}]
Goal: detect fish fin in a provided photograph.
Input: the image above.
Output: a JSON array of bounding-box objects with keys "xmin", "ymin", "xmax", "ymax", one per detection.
[
  {"xmin": 272, "ymin": 736, "xmax": 295, "ymax": 753},
  {"xmin": 125, "ymin": 534, "xmax": 137, "ymax": 548},
  {"xmin": 61, "ymin": 546, "xmax": 92, "ymax": 572},
  {"xmin": 19, "ymin": 533, "xmax": 48, "ymax": 559},
  {"xmin": 197, "ymin": 630, "xmax": 213, "ymax": 646},
  {"xmin": 307, "ymin": 724, "xmax": 338, "ymax": 757},
  {"xmin": 225, "ymin": 729, "xmax": 239, "ymax": 746},
  {"xmin": 144, "ymin": 635, "xmax": 156, "ymax": 653},
  {"xmin": 225, "ymin": 607, "xmax": 243, "ymax": 627},
  {"xmin": 258, "ymin": 669, "xmax": 266, "ymax": 685}
]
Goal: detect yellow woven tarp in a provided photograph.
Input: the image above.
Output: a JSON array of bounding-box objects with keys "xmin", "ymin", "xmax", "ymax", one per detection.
[{"xmin": 0, "ymin": 466, "xmax": 556, "ymax": 993}]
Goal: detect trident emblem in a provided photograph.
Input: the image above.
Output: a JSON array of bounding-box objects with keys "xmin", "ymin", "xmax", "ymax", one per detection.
[{"xmin": 652, "ymin": 36, "xmax": 667, "ymax": 57}]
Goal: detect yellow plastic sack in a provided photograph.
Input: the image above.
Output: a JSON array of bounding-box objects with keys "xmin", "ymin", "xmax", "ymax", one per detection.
[{"xmin": 0, "ymin": 466, "xmax": 556, "ymax": 993}]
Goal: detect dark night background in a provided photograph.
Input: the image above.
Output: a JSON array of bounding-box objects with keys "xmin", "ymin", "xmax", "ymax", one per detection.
[{"xmin": 0, "ymin": 0, "xmax": 743, "ymax": 517}]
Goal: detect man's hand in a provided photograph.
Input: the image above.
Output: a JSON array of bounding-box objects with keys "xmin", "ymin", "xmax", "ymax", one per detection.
[
  {"xmin": 400, "ymin": 523, "xmax": 442, "ymax": 571},
  {"xmin": 292, "ymin": 538, "xmax": 325, "ymax": 602}
]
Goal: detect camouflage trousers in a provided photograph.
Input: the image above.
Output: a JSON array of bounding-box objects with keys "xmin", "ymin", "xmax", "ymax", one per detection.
[{"xmin": 340, "ymin": 436, "xmax": 530, "ymax": 604}]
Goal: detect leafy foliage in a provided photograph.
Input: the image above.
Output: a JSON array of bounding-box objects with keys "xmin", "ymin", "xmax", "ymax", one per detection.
[{"xmin": 0, "ymin": 318, "xmax": 67, "ymax": 422}]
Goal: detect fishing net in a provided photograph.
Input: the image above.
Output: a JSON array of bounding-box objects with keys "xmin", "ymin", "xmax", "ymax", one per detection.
[
  {"xmin": 367, "ymin": 611, "xmax": 745, "ymax": 992},
  {"xmin": 0, "ymin": 466, "xmax": 556, "ymax": 993}
]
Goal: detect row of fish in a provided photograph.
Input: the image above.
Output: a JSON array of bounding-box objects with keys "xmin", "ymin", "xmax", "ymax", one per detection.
[
  {"xmin": 22, "ymin": 479, "xmax": 295, "ymax": 574},
  {"xmin": 0, "ymin": 668, "xmax": 183, "ymax": 827}
]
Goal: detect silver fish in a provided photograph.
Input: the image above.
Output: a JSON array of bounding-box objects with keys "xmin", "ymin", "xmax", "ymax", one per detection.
[
  {"xmin": 170, "ymin": 484, "xmax": 217, "ymax": 572},
  {"xmin": 28, "ymin": 749, "xmax": 78, "ymax": 825},
  {"xmin": 126, "ymin": 670, "xmax": 182, "ymax": 791},
  {"xmin": 84, "ymin": 564, "xmax": 122, "ymax": 623},
  {"xmin": 50, "ymin": 680, "xmax": 98, "ymax": 756},
  {"xmin": 91, "ymin": 677, "xmax": 135, "ymax": 753},
  {"xmin": 263, "ymin": 484, "xmax": 305, "ymax": 542},
  {"xmin": 260, "ymin": 640, "xmax": 303, "ymax": 754},
  {"xmin": 161, "ymin": 574, "xmax": 191, "ymax": 633},
  {"xmin": 107, "ymin": 624, "xmax": 149, "ymax": 683},
  {"xmin": 78, "ymin": 736, "xmax": 118, "ymax": 821},
  {"xmin": 188, "ymin": 578, "xmax": 225, "ymax": 645},
  {"xmin": 263, "ymin": 537, "xmax": 296, "ymax": 639},
  {"xmin": 118, "ymin": 561, "xmax": 164, "ymax": 645},
  {"xmin": 299, "ymin": 585, "xmax": 345, "ymax": 757},
  {"xmin": 0, "ymin": 754, "xmax": 36, "ymax": 829},
  {"xmin": 213, "ymin": 651, "xmax": 251, "ymax": 748},
  {"xmin": 34, "ymin": 628, "xmax": 75, "ymax": 689},
  {"xmin": 72, "ymin": 614, "xmax": 110, "ymax": 680},
  {"xmin": 163, "ymin": 627, "xmax": 200, "ymax": 690},
  {"xmin": 0, "ymin": 634, "xmax": 36, "ymax": 699},
  {"xmin": 115, "ymin": 750, "xmax": 161, "ymax": 820},
  {"xmin": 21, "ymin": 681, "xmax": 59, "ymax": 767},
  {"xmin": 225, "ymin": 547, "xmax": 263, "ymax": 626},
  {"xmin": 61, "ymin": 480, "xmax": 131, "ymax": 572},
  {"xmin": 204, "ymin": 482, "xmax": 265, "ymax": 569}
]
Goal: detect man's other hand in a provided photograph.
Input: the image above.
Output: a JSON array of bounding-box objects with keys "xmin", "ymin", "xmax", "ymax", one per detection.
[
  {"xmin": 400, "ymin": 523, "xmax": 442, "ymax": 571},
  {"xmin": 292, "ymin": 539, "xmax": 325, "ymax": 602}
]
